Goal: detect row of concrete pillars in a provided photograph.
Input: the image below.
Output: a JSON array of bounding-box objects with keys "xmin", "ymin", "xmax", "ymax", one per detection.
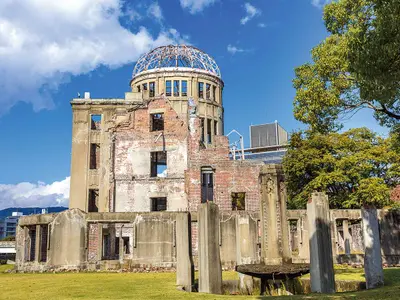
[
  {"xmin": 308, "ymin": 192, "xmax": 384, "ymax": 293},
  {"xmin": 176, "ymin": 202, "xmax": 222, "ymax": 293}
]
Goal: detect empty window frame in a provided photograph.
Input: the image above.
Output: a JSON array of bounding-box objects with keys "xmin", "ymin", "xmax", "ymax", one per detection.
[
  {"xmin": 232, "ymin": 192, "xmax": 246, "ymax": 210},
  {"xmin": 39, "ymin": 225, "xmax": 48, "ymax": 262},
  {"xmin": 201, "ymin": 167, "xmax": 214, "ymax": 203},
  {"xmin": 90, "ymin": 143, "xmax": 100, "ymax": 170},
  {"xmin": 206, "ymin": 83, "xmax": 211, "ymax": 99},
  {"xmin": 150, "ymin": 151, "xmax": 167, "ymax": 177},
  {"xmin": 212, "ymin": 86, "xmax": 216, "ymax": 101},
  {"xmin": 151, "ymin": 113, "xmax": 164, "ymax": 131},
  {"xmin": 214, "ymin": 121, "xmax": 218, "ymax": 136},
  {"xmin": 122, "ymin": 237, "xmax": 130, "ymax": 254},
  {"xmin": 173, "ymin": 80, "xmax": 180, "ymax": 97},
  {"xmin": 143, "ymin": 83, "xmax": 148, "ymax": 91},
  {"xmin": 28, "ymin": 226, "xmax": 36, "ymax": 262},
  {"xmin": 165, "ymin": 80, "xmax": 172, "ymax": 96},
  {"xmin": 137, "ymin": 85, "xmax": 141, "ymax": 92},
  {"xmin": 102, "ymin": 234, "xmax": 110, "ymax": 259},
  {"xmin": 88, "ymin": 189, "xmax": 99, "ymax": 212},
  {"xmin": 149, "ymin": 82, "xmax": 155, "ymax": 97},
  {"xmin": 91, "ymin": 114, "xmax": 102, "ymax": 130},
  {"xmin": 207, "ymin": 119, "xmax": 212, "ymax": 144},
  {"xmin": 198, "ymin": 82, "xmax": 204, "ymax": 98},
  {"xmin": 151, "ymin": 197, "xmax": 167, "ymax": 211},
  {"xmin": 182, "ymin": 80, "xmax": 188, "ymax": 96}
]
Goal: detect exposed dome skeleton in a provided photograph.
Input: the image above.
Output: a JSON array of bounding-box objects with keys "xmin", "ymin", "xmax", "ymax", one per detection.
[{"xmin": 132, "ymin": 45, "xmax": 221, "ymax": 79}]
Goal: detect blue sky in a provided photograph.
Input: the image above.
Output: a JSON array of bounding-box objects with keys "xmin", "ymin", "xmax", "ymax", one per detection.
[{"xmin": 0, "ymin": 0, "xmax": 386, "ymax": 209}]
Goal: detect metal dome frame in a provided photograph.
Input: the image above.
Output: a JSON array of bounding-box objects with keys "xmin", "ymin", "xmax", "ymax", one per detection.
[{"xmin": 132, "ymin": 45, "xmax": 221, "ymax": 78}]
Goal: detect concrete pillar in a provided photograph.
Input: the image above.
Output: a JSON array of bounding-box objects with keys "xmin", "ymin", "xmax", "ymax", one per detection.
[
  {"xmin": 259, "ymin": 164, "xmax": 291, "ymax": 264},
  {"xmin": 176, "ymin": 212, "xmax": 194, "ymax": 292},
  {"xmin": 119, "ymin": 225, "xmax": 124, "ymax": 264},
  {"xmin": 236, "ymin": 214, "xmax": 257, "ymax": 294},
  {"xmin": 362, "ymin": 207, "xmax": 384, "ymax": 289},
  {"xmin": 343, "ymin": 219, "xmax": 351, "ymax": 255},
  {"xmin": 34, "ymin": 224, "xmax": 41, "ymax": 262},
  {"xmin": 198, "ymin": 202, "xmax": 222, "ymax": 294},
  {"xmin": 97, "ymin": 224, "xmax": 103, "ymax": 260},
  {"xmin": 307, "ymin": 192, "xmax": 335, "ymax": 294}
]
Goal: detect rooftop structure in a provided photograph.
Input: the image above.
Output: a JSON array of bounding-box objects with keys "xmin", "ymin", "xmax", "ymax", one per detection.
[{"xmin": 132, "ymin": 45, "xmax": 221, "ymax": 79}]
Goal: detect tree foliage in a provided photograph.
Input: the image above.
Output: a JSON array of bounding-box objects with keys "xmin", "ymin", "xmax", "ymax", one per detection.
[
  {"xmin": 0, "ymin": 235, "xmax": 15, "ymax": 242},
  {"xmin": 283, "ymin": 128, "xmax": 400, "ymax": 209},
  {"xmin": 293, "ymin": 0, "xmax": 400, "ymax": 133}
]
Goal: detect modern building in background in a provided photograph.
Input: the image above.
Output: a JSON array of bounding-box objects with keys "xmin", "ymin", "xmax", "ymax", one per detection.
[
  {"xmin": 230, "ymin": 121, "xmax": 288, "ymax": 163},
  {"xmin": 0, "ymin": 212, "xmax": 23, "ymax": 239}
]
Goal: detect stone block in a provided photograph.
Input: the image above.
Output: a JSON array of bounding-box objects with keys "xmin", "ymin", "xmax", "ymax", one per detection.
[
  {"xmin": 362, "ymin": 207, "xmax": 384, "ymax": 289},
  {"xmin": 176, "ymin": 212, "xmax": 194, "ymax": 291},
  {"xmin": 198, "ymin": 202, "xmax": 222, "ymax": 294},
  {"xmin": 307, "ymin": 192, "xmax": 335, "ymax": 293}
]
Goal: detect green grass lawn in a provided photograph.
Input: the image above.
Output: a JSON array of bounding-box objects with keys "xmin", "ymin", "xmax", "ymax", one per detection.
[{"xmin": 1, "ymin": 265, "xmax": 399, "ymax": 299}]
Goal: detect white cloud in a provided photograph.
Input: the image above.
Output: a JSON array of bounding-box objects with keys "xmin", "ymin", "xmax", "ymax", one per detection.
[
  {"xmin": 227, "ymin": 44, "xmax": 246, "ymax": 55},
  {"xmin": 0, "ymin": 177, "xmax": 70, "ymax": 209},
  {"xmin": 180, "ymin": 0, "xmax": 217, "ymax": 14},
  {"xmin": 258, "ymin": 23, "xmax": 266, "ymax": 28},
  {"xmin": 0, "ymin": 0, "xmax": 183, "ymax": 115},
  {"xmin": 147, "ymin": 2, "xmax": 163, "ymax": 21},
  {"xmin": 311, "ymin": 0, "xmax": 331, "ymax": 8},
  {"xmin": 240, "ymin": 3, "xmax": 261, "ymax": 25},
  {"xmin": 124, "ymin": 6, "xmax": 142, "ymax": 23}
]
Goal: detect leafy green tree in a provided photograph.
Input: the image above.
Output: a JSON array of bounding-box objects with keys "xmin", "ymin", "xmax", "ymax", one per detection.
[
  {"xmin": 293, "ymin": 0, "xmax": 400, "ymax": 133},
  {"xmin": 0, "ymin": 235, "xmax": 15, "ymax": 242},
  {"xmin": 283, "ymin": 127, "xmax": 400, "ymax": 209}
]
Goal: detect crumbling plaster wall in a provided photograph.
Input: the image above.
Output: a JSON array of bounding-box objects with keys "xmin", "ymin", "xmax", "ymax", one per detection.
[{"xmin": 114, "ymin": 98, "xmax": 189, "ymax": 212}]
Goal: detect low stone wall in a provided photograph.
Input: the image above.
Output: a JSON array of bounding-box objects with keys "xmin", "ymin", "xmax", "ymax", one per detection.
[{"xmin": 14, "ymin": 207, "xmax": 400, "ymax": 272}]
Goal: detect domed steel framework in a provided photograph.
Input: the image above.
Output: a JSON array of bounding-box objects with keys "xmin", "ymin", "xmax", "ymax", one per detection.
[{"xmin": 133, "ymin": 45, "xmax": 221, "ymax": 78}]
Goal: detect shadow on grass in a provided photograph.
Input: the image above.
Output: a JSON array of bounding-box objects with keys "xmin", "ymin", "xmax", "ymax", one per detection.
[{"xmin": 256, "ymin": 268, "xmax": 400, "ymax": 299}]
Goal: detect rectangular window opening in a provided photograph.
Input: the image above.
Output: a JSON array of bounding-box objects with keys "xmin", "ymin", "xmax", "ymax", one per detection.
[
  {"xmin": 40, "ymin": 225, "xmax": 48, "ymax": 262},
  {"xmin": 151, "ymin": 151, "xmax": 167, "ymax": 177},
  {"xmin": 198, "ymin": 82, "xmax": 204, "ymax": 98},
  {"xmin": 91, "ymin": 114, "xmax": 102, "ymax": 130},
  {"xmin": 232, "ymin": 192, "xmax": 246, "ymax": 211},
  {"xmin": 122, "ymin": 237, "xmax": 130, "ymax": 254},
  {"xmin": 143, "ymin": 83, "xmax": 148, "ymax": 91},
  {"xmin": 201, "ymin": 167, "xmax": 214, "ymax": 203},
  {"xmin": 90, "ymin": 143, "xmax": 100, "ymax": 170},
  {"xmin": 149, "ymin": 82, "xmax": 155, "ymax": 97},
  {"xmin": 28, "ymin": 226, "xmax": 36, "ymax": 262},
  {"xmin": 151, "ymin": 197, "xmax": 167, "ymax": 211},
  {"xmin": 212, "ymin": 86, "xmax": 216, "ymax": 101},
  {"xmin": 88, "ymin": 189, "xmax": 99, "ymax": 212},
  {"xmin": 207, "ymin": 119, "xmax": 212, "ymax": 144},
  {"xmin": 289, "ymin": 220, "xmax": 299, "ymax": 256},
  {"xmin": 115, "ymin": 237, "xmax": 120, "ymax": 257},
  {"xmin": 102, "ymin": 233, "xmax": 110, "ymax": 260},
  {"xmin": 151, "ymin": 113, "xmax": 164, "ymax": 131},
  {"xmin": 182, "ymin": 80, "xmax": 188, "ymax": 96},
  {"xmin": 173, "ymin": 80, "xmax": 180, "ymax": 97},
  {"xmin": 137, "ymin": 85, "xmax": 141, "ymax": 92},
  {"xmin": 206, "ymin": 83, "xmax": 211, "ymax": 99},
  {"xmin": 214, "ymin": 121, "xmax": 218, "ymax": 136},
  {"xmin": 166, "ymin": 80, "xmax": 172, "ymax": 96}
]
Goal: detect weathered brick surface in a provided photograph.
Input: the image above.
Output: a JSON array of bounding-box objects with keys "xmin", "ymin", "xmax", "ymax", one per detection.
[
  {"xmin": 88, "ymin": 223, "xmax": 98, "ymax": 261},
  {"xmin": 111, "ymin": 96, "xmax": 262, "ymax": 213}
]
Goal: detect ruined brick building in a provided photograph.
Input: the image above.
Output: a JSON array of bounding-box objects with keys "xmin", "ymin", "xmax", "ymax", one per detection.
[
  {"xmin": 17, "ymin": 45, "xmax": 400, "ymax": 273},
  {"xmin": 69, "ymin": 44, "xmax": 264, "ymax": 214}
]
